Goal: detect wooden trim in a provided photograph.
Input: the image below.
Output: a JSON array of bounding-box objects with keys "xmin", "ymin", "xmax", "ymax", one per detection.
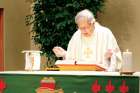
[{"xmin": 0, "ymin": 8, "xmax": 4, "ymax": 71}]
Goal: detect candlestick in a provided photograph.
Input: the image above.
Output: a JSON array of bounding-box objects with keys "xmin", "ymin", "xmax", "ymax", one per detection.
[
  {"xmin": 22, "ymin": 50, "xmax": 42, "ymax": 71},
  {"xmin": 122, "ymin": 49, "xmax": 133, "ymax": 72}
]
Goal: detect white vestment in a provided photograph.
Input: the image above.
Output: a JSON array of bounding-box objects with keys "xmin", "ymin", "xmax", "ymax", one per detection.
[{"xmin": 66, "ymin": 22, "xmax": 122, "ymax": 71}]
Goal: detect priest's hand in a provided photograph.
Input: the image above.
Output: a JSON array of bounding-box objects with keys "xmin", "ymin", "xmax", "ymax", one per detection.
[
  {"xmin": 52, "ymin": 46, "xmax": 66, "ymax": 58},
  {"xmin": 104, "ymin": 49, "xmax": 113, "ymax": 61}
]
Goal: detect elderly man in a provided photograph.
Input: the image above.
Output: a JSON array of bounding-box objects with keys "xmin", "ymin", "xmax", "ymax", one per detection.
[{"xmin": 53, "ymin": 9, "xmax": 122, "ymax": 71}]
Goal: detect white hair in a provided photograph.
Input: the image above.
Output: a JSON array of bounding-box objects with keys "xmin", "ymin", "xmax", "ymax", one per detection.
[{"xmin": 75, "ymin": 9, "xmax": 96, "ymax": 24}]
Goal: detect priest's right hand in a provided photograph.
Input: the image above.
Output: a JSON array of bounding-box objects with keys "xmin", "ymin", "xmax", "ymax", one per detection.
[{"xmin": 52, "ymin": 46, "xmax": 66, "ymax": 58}]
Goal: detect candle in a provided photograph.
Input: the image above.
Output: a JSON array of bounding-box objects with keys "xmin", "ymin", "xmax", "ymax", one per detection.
[
  {"xmin": 22, "ymin": 50, "xmax": 42, "ymax": 71},
  {"xmin": 122, "ymin": 49, "xmax": 133, "ymax": 72}
]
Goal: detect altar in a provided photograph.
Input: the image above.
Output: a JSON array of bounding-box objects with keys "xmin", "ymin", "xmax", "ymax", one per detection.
[{"xmin": 0, "ymin": 71, "xmax": 139, "ymax": 93}]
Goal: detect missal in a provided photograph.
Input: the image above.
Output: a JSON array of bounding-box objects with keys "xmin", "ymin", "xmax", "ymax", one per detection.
[{"xmin": 54, "ymin": 60, "xmax": 106, "ymax": 71}]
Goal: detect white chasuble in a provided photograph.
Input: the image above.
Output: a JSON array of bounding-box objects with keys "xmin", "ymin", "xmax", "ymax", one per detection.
[{"xmin": 66, "ymin": 22, "xmax": 122, "ymax": 70}]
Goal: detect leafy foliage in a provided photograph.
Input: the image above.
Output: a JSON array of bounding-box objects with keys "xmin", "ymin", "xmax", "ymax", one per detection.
[{"xmin": 26, "ymin": 0, "xmax": 105, "ymax": 65}]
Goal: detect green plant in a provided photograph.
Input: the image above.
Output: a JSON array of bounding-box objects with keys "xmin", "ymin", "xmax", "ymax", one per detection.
[{"xmin": 25, "ymin": 0, "xmax": 105, "ymax": 67}]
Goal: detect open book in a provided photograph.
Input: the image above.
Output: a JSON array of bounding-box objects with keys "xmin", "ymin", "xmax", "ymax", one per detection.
[{"xmin": 55, "ymin": 60, "xmax": 106, "ymax": 71}]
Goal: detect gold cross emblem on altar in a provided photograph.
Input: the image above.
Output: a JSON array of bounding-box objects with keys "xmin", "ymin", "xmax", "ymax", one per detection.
[{"xmin": 84, "ymin": 48, "xmax": 93, "ymax": 58}]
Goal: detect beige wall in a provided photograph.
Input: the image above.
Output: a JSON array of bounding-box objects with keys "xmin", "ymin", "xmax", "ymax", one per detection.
[
  {"xmin": 0, "ymin": 0, "xmax": 30, "ymax": 70},
  {"xmin": 98, "ymin": 0, "xmax": 140, "ymax": 71},
  {"xmin": 0, "ymin": 0, "xmax": 140, "ymax": 71}
]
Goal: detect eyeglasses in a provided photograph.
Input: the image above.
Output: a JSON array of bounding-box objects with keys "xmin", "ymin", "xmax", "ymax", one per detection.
[{"xmin": 78, "ymin": 23, "xmax": 92, "ymax": 31}]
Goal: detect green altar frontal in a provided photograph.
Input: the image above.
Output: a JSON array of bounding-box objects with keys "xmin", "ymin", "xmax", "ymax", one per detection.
[{"xmin": 0, "ymin": 71, "xmax": 139, "ymax": 93}]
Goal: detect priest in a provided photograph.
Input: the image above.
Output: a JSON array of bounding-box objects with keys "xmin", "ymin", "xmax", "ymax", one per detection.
[{"xmin": 53, "ymin": 9, "xmax": 122, "ymax": 71}]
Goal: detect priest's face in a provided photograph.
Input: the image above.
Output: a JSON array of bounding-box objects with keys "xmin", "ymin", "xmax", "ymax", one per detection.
[{"xmin": 77, "ymin": 17, "xmax": 94, "ymax": 37}]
